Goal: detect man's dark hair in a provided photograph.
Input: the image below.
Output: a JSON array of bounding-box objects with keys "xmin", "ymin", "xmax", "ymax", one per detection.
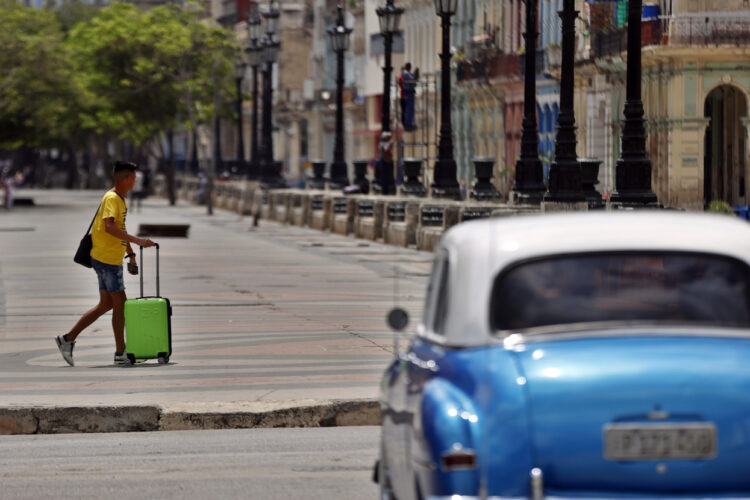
[
  {"xmin": 404, "ymin": 62, "xmax": 411, "ymax": 71},
  {"xmin": 113, "ymin": 161, "xmax": 138, "ymax": 173}
]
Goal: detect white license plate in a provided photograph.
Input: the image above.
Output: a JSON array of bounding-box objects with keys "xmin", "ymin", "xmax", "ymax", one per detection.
[{"xmin": 604, "ymin": 423, "xmax": 717, "ymax": 460}]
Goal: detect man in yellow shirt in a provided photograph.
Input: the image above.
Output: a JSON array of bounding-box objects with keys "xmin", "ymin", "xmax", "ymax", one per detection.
[{"xmin": 56, "ymin": 161, "xmax": 155, "ymax": 366}]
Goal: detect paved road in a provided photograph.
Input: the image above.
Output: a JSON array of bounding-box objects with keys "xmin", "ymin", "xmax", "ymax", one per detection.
[
  {"xmin": 0, "ymin": 190, "xmax": 429, "ymax": 411},
  {"xmin": 0, "ymin": 426, "xmax": 380, "ymax": 499}
]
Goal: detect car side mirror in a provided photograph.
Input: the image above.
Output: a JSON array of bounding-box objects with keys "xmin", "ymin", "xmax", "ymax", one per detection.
[{"xmin": 387, "ymin": 307, "xmax": 409, "ymax": 332}]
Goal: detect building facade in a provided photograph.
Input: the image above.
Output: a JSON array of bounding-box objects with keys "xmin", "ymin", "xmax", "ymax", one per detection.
[
  {"xmin": 224, "ymin": 0, "xmax": 750, "ymax": 207},
  {"xmin": 452, "ymin": 0, "xmax": 564, "ymax": 196},
  {"xmin": 577, "ymin": 0, "xmax": 750, "ymax": 209},
  {"xmin": 398, "ymin": 0, "xmax": 440, "ymax": 184},
  {"xmin": 303, "ymin": 0, "xmax": 361, "ymax": 181}
]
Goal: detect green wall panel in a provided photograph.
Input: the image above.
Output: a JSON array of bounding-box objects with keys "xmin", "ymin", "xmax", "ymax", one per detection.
[{"xmin": 685, "ymin": 76, "xmax": 697, "ymax": 116}]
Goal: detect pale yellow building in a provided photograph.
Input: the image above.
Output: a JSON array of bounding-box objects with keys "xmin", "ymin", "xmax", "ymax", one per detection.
[{"xmin": 577, "ymin": 0, "xmax": 750, "ymax": 209}]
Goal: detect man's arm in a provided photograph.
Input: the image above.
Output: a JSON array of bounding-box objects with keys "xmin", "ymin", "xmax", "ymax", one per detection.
[{"xmin": 104, "ymin": 218, "xmax": 155, "ymax": 248}]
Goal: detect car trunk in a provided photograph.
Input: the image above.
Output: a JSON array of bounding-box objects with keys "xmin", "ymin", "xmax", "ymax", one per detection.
[{"xmin": 512, "ymin": 334, "xmax": 750, "ymax": 494}]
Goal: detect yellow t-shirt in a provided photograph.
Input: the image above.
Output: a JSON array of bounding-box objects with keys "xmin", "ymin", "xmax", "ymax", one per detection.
[{"xmin": 90, "ymin": 190, "xmax": 128, "ymax": 265}]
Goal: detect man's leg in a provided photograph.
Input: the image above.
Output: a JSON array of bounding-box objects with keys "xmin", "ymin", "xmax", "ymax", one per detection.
[
  {"xmin": 56, "ymin": 290, "xmax": 112, "ymax": 366},
  {"xmin": 66, "ymin": 290, "xmax": 113, "ymax": 342},
  {"xmin": 110, "ymin": 291, "xmax": 127, "ymax": 354}
]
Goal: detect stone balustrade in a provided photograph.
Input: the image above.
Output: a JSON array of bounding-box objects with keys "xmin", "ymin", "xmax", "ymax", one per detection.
[{"xmin": 157, "ymin": 174, "xmax": 543, "ymax": 251}]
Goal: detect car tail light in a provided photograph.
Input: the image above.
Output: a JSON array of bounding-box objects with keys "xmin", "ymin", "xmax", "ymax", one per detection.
[{"xmin": 441, "ymin": 449, "xmax": 477, "ymax": 470}]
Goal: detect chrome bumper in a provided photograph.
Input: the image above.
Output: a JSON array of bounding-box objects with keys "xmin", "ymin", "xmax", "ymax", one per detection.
[
  {"xmin": 428, "ymin": 497, "xmax": 524, "ymax": 500},
  {"xmin": 428, "ymin": 467, "xmax": 750, "ymax": 499},
  {"xmin": 428, "ymin": 495, "xmax": 608, "ymax": 500}
]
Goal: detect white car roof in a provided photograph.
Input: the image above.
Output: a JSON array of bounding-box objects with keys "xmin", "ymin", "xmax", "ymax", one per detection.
[{"xmin": 427, "ymin": 212, "xmax": 750, "ymax": 347}]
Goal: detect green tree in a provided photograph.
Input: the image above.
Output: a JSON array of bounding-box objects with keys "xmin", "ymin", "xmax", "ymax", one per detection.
[
  {"xmin": 53, "ymin": 0, "xmax": 105, "ymax": 189},
  {"xmin": 66, "ymin": 1, "xmax": 237, "ymax": 204},
  {"xmin": 1, "ymin": 1, "xmax": 238, "ymax": 198},
  {"xmin": 152, "ymin": 2, "xmax": 238, "ymax": 209},
  {"xmin": 51, "ymin": 0, "xmax": 100, "ymax": 35},
  {"xmin": 175, "ymin": 10, "xmax": 238, "ymax": 213},
  {"xmin": 0, "ymin": 1, "xmax": 76, "ymax": 150}
]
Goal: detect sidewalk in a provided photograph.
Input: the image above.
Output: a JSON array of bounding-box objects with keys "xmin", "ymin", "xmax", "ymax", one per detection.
[{"xmin": 0, "ymin": 190, "xmax": 431, "ymax": 433}]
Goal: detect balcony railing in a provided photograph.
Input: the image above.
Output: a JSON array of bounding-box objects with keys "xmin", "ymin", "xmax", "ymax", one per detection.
[
  {"xmin": 592, "ymin": 19, "xmax": 663, "ymax": 59},
  {"xmin": 456, "ymin": 52, "xmax": 521, "ymax": 82},
  {"xmin": 592, "ymin": 13, "xmax": 750, "ymax": 60},
  {"xmin": 668, "ymin": 14, "xmax": 750, "ymax": 46},
  {"xmin": 458, "ymin": 13, "xmax": 750, "ymax": 79}
]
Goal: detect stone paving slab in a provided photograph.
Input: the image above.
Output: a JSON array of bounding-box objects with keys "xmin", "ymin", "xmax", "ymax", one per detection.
[{"xmin": 0, "ymin": 190, "xmax": 431, "ymax": 433}]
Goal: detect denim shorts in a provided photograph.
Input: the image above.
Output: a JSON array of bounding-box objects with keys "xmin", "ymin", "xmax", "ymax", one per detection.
[{"xmin": 91, "ymin": 258, "xmax": 125, "ymax": 293}]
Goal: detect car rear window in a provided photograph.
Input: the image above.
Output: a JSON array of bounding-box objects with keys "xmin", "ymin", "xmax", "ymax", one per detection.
[{"xmin": 491, "ymin": 252, "xmax": 750, "ymax": 331}]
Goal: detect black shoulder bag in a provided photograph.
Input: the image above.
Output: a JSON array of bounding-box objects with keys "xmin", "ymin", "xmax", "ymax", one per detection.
[{"xmin": 74, "ymin": 204, "xmax": 101, "ymax": 268}]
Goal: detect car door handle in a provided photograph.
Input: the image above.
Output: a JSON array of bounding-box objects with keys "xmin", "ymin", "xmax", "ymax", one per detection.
[{"xmin": 398, "ymin": 352, "xmax": 439, "ymax": 372}]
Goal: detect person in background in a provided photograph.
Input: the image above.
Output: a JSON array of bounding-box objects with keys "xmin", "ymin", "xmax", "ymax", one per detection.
[
  {"xmin": 2, "ymin": 166, "xmax": 15, "ymax": 210},
  {"xmin": 377, "ymin": 131, "xmax": 395, "ymax": 195},
  {"xmin": 398, "ymin": 65, "xmax": 406, "ymax": 127},
  {"xmin": 402, "ymin": 63, "xmax": 419, "ymax": 131},
  {"xmin": 129, "ymin": 168, "xmax": 145, "ymax": 212}
]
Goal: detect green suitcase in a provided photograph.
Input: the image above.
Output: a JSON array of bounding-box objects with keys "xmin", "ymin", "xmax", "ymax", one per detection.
[{"xmin": 124, "ymin": 244, "xmax": 172, "ymax": 364}]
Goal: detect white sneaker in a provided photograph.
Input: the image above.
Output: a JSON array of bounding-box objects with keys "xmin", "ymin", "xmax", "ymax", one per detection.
[
  {"xmin": 55, "ymin": 335, "xmax": 75, "ymax": 366},
  {"xmin": 114, "ymin": 352, "xmax": 133, "ymax": 366}
]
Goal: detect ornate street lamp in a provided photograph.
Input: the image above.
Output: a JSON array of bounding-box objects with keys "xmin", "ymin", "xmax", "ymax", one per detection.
[
  {"xmin": 191, "ymin": 128, "xmax": 199, "ymax": 175},
  {"xmin": 245, "ymin": 7, "xmax": 264, "ymax": 180},
  {"xmin": 610, "ymin": 0, "xmax": 657, "ymax": 205},
  {"xmin": 214, "ymin": 113, "xmax": 223, "ymax": 175},
  {"xmin": 259, "ymin": 0, "xmax": 285, "ymax": 188},
  {"xmin": 511, "ymin": 0, "xmax": 545, "ymax": 204},
  {"xmin": 234, "ymin": 60, "xmax": 247, "ymax": 178},
  {"xmin": 327, "ymin": 5, "xmax": 352, "ymax": 189},
  {"xmin": 374, "ymin": 0, "xmax": 404, "ymax": 195},
  {"xmin": 543, "ymin": 0, "xmax": 584, "ymax": 202},
  {"xmin": 432, "ymin": 0, "xmax": 460, "ymax": 199}
]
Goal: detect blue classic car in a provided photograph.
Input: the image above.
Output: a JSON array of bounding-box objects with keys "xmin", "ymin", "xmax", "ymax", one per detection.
[{"xmin": 376, "ymin": 212, "xmax": 750, "ymax": 500}]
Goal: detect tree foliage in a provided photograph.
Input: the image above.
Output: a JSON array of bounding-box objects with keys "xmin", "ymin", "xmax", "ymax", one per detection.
[
  {"xmin": 1, "ymin": 0, "xmax": 239, "ymax": 156},
  {"xmin": 51, "ymin": 0, "xmax": 100, "ymax": 35},
  {"xmin": 66, "ymin": 1, "xmax": 238, "ymax": 148},
  {"xmin": 0, "ymin": 1, "xmax": 77, "ymax": 149}
]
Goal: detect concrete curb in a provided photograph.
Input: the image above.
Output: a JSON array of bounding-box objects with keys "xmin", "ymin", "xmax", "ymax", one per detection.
[{"xmin": 0, "ymin": 400, "xmax": 381, "ymax": 435}]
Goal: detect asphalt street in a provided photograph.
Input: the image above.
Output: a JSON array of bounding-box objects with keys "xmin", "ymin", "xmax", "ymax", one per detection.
[
  {"xmin": 0, "ymin": 189, "xmax": 429, "ymax": 417},
  {"xmin": 0, "ymin": 426, "xmax": 380, "ymax": 499}
]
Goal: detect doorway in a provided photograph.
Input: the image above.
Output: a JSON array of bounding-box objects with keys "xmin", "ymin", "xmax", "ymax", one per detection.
[{"xmin": 704, "ymin": 85, "xmax": 748, "ymax": 206}]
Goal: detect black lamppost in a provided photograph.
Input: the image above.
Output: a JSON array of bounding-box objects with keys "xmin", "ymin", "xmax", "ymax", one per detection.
[
  {"xmin": 544, "ymin": 0, "xmax": 584, "ymax": 202},
  {"xmin": 214, "ymin": 113, "xmax": 223, "ymax": 175},
  {"xmin": 432, "ymin": 0, "xmax": 461, "ymax": 199},
  {"xmin": 375, "ymin": 0, "xmax": 404, "ymax": 195},
  {"xmin": 246, "ymin": 8, "xmax": 263, "ymax": 180},
  {"xmin": 610, "ymin": 0, "xmax": 657, "ymax": 205},
  {"xmin": 259, "ymin": 0, "xmax": 285, "ymax": 188},
  {"xmin": 234, "ymin": 60, "xmax": 247, "ymax": 178},
  {"xmin": 327, "ymin": 5, "xmax": 352, "ymax": 189},
  {"xmin": 191, "ymin": 128, "xmax": 199, "ymax": 175},
  {"xmin": 512, "ymin": 0, "xmax": 545, "ymax": 204}
]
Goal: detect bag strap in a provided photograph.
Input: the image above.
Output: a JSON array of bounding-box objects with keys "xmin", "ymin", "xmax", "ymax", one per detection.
[{"xmin": 84, "ymin": 203, "xmax": 102, "ymax": 237}]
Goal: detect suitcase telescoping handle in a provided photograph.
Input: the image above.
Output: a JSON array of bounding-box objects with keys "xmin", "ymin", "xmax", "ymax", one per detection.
[{"xmin": 139, "ymin": 243, "xmax": 160, "ymax": 298}]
